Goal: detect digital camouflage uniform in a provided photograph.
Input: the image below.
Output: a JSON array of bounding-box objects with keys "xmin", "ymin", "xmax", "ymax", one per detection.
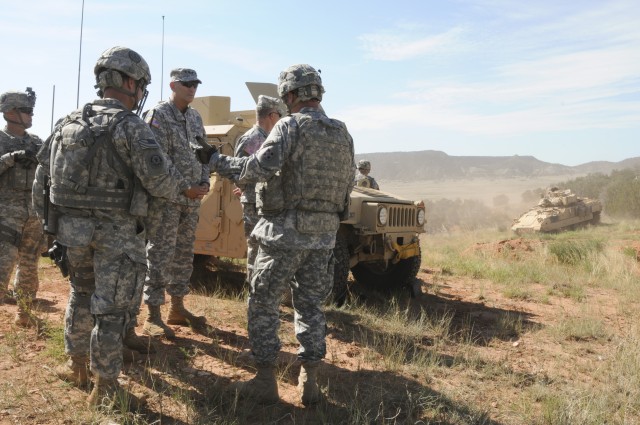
[
  {"xmin": 234, "ymin": 124, "xmax": 267, "ymax": 283},
  {"xmin": 211, "ymin": 106, "xmax": 354, "ymax": 366},
  {"xmin": 0, "ymin": 123, "xmax": 43, "ymax": 303},
  {"xmin": 142, "ymin": 100, "xmax": 208, "ymax": 306},
  {"xmin": 41, "ymin": 98, "xmax": 189, "ymax": 380},
  {"xmin": 234, "ymin": 95, "xmax": 287, "ymax": 286},
  {"xmin": 34, "ymin": 134, "xmax": 98, "ymax": 360},
  {"xmin": 354, "ymin": 171, "xmax": 380, "ymax": 190}
]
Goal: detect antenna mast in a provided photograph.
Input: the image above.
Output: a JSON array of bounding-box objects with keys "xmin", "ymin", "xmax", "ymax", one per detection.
[
  {"xmin": 161, "ymin": 15, "xmax": 165, "ymax": 100},
  {"xmin": 76, "ymin": 0, "xmax": 85, "ymax": 108},
  {"xmin": 50, "ymin": 85, "xmax": 56, "ymax": 132}
]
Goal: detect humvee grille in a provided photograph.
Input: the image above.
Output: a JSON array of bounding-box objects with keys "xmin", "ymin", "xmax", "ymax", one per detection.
[{"xmin": 388, "ymin": 205, "xmax": 416, "ymax": 229}]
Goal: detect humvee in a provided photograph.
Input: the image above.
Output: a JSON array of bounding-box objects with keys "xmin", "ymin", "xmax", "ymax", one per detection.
[{"xmin": 191, "ymin": 84, "xmax": 426, "ymax": 302}]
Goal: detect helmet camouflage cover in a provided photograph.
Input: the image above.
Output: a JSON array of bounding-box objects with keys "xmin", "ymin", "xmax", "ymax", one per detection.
[
  {"xmin": 94, "ymin": 46, "xmax": 151, "ymax": 87},
  {"xmin": 257, "ymin": 95, "xmax": 288, "ymax": 117},
  {"xmin": 277, "ymin": 64, "xmax": 324, "ymax": 101},
  {"xmin": 0, "ymin": 88, "xmax": 36, "ymax": 113},
  {"xmin": 357, "ymin": 160, "xmax": 371, "ymax": 171}
]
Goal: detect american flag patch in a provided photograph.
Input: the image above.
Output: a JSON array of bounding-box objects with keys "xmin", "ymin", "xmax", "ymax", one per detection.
[{"xmin": 144, "ymin": 111, "xmax": 160, "ymax": 128}]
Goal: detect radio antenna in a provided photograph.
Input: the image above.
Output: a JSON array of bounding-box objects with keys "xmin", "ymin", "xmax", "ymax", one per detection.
[
  {"xmin": 161, "ymin": 15, "xmax": 165, "ymax": 100},
  {"xmin": 76, "ymin": 0, "xmax": 85, "ymax": 108},
  {"xmin": 50, "ymin": 85, "xmax": 56, "ymax": 132}
]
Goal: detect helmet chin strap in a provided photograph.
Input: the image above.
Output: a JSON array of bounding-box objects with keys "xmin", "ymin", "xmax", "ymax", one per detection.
[
  {"xmin": 109, "ymin": 80, "xmax": 147, "ymax": 115},
  {"xmin": 283, "ymin": 92, "xmax": 299, "ymax": 112},
  {"xmin": 134, "ymin": 84, "xmax": 149, "ymax": 116}
]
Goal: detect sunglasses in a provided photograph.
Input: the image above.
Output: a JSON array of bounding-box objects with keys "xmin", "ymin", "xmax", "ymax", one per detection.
[
  {"xmin": 180, "ymin": 81, "xmax": 199, "ymax": 88},
  {"xmin": 17, "ymin": 107, "xmax": 34, "ymax": 114}
]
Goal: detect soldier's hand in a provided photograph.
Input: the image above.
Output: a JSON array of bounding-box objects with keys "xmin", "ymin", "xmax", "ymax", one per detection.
[
  {"xmin": 13, "ymin": 150, "xmax": 38, "ymax": 167},
  {"xmin": 183, "ymin": 184, "xmax": 209, "ymax": 200},
  {"xmin": 10, "ymin": 150, "xmax": 28, "ymax": 160},
  {"xmin": 232, "ymin": 187, "xmax": 242, "ymax": 198},
  {"xmin": 0, "ymin": 151, "xmax": 16, "ymax": 165},
  {"xmin": 195, "ymin": 144, "xmax": 218, "ymax": 164}
]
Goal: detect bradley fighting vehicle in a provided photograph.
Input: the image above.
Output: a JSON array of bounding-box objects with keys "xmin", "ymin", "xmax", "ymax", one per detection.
[
  {"xmin": 191, "ymin": 83, "xmax": 426, "ymax": 302},
  {"xmin": 511, "ymin": 187, "xmax": 602, "ymax": 235}
]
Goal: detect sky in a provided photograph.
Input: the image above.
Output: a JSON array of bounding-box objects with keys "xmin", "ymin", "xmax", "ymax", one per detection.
[{"xmin": 1, "ymin": 0, "xmax": 638, "ymax": 166}]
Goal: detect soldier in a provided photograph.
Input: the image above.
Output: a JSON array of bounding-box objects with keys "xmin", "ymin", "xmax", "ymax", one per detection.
[
  {"xmin": 354, "ymin": 159, "xmax": 380, "ymax": 190},
  {"xmin": 234, "ymin": 95, "xmax": 286, "ymax": 287},
  {"xmin": 0, "ymin": 88, "xmax": 44, "ymax": 327},
  {"xmin": 139, "ymin": 68, "xmax": 210, "ymax": 339},
  {"xmin": 42, "ymin": 46, "xmax": 206, "ymax": 407},
  {"xmin": 200, "ymin": 64, "xmax": 354, "ymax": 405}
]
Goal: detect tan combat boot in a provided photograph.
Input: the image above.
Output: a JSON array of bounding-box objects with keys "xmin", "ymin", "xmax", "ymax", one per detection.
[
  {"xmin": 123, "ymin": 327, "xmax": 156, "ymax": 354},
  {"xmin": 230, "ymin": 365, "xmax": 279, "ymax": 404},
  {"xmin": 235, "ymin": 349, "xmax": 256, "ymax": 367},
  {"xmin": 14, "ymin": 305, "xmax": 32, "ymax": 328},
  {"xmin": 298, "ymin": 362, "xmax": 321, "ymax": 406},
  {"xmin": 0, "ymin": 289, "xmax": 16, "ymax": 305},
  {"xmin": 87, "ymin": 376, "xmax": 143, "ymax": 411},
  {"xmin": 142, "ymin": 305, "xmax": 175, "ymax": 339},
  {"xmin": 55, "ymin": 356, "xmax": 90, "ymax": 387},
  {"xmin": 167, "ymin": 296, "xmax": 207, "ymax": 328}
]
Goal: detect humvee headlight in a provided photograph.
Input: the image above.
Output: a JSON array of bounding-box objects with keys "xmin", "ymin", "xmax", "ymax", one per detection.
[
  {"xmin": 378, "ymin": 206, "xmax": 388, "ymax": 226},
  {"xmin": 417, "ymin": 209, "xmax": 425, "ymax": 226}
]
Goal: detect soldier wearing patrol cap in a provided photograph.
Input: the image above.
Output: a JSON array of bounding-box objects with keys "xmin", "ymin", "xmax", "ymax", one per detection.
[
  {"xmin": 0, "ymin": 88, "xmax": 44, "ymax": 327},
  {"xmin": 203, "ymin": 64, "xmax": 355, "ymax": 406},
  {"xmin": 139, "ymin": 67, "xmax": 210, "ymax": 339},
  {"xmin": 355, "ymin": 159, "xmax": 380, "ymax": 190},
  {"xmin": 234, "ymin": 95, "xmax": 287, "ymax": 288}
]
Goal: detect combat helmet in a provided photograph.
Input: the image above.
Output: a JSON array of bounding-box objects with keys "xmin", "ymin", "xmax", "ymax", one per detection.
[
  {"xmin": 357, "ymin": 160, "xmax": 371, "ymax": 171},
  {"xmin": 277, "ymin": 64, "xmax": 324, "ymax": 102},
  {"xmin": 94, "ymin": 46, "xmax": 151, "ymax": 90},
  {"xmin": 0, "ymin": 88, "xmax": 36, "ymax": 113},
  {"xmin": 257, "ymin": 95, "xmax": 288, "ymax": 117}
]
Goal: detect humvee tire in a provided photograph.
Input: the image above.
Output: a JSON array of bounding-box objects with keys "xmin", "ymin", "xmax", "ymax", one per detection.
[{"xmin": 351, "ymin": 247, "xmax": 422, "ymax": 292}]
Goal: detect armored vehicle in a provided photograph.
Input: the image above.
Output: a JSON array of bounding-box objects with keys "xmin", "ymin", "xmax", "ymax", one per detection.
[
  {"xmin": 191, "ymin": 84, "xmax": 426, "ymax": 302},
  {"xmin": 511, "ymin": 187, "xmax": 602, "ymax": 235}
]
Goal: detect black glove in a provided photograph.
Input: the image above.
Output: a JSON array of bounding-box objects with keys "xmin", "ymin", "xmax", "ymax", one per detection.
[
  {"xmin": 195, "ymin": 144, "xmax": 218, "ymax": 164},
  {"xmin": 13, "ymin": 150, "xmax": 38, "ymax": 167}
]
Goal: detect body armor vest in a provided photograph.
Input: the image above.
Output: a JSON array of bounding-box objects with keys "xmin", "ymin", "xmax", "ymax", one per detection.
[
  {"xmin": 257, "ymin": 113, "xmax": 353, "ymax": 215},
  {"xmin": 1, "ymin": 160, "xmax": 37, "ymax": 192},
  {"xmin": 49, "ymin": 103, "xmax": 134, "ymax": 210}
]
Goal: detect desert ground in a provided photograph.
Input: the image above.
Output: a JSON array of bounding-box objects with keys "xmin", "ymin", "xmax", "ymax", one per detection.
[{"xmin": 1, "ymin": 178, "xmax": 639, "ymax": 424}]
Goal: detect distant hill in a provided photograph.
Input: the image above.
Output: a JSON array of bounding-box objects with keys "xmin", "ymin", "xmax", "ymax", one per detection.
[{"xmin": 354, "ymin": 150, "xmax": 640, "ymax": 181}]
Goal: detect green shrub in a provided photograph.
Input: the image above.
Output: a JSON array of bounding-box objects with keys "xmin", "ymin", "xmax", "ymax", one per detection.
[{"xmin": 548, "ymin": 239, "xmax": 604, "ymax": 265}]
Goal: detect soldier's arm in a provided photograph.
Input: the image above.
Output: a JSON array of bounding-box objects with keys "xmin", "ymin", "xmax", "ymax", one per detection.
[
  {"xmin": 198, "ymin": 132, "xmax": 210, "ymax": 187},
  {"xmin": 212, "ymin": 119, "xmax": 291, "ymax": 183},
  {"xmin": 234, "ymin": 134, "xmax": 250, "ymax": 158},
  {"xmin": 126, "ymin": 120, "xmax": 191, "ymax": 199},
  {"xmin": 32, "ymin": 164, "xmax": 47, "ymax": 221},
  {"xmin": 0, "ymin": 149, "xmax": 16, "ymax": 174},
  {"xmin": 145, "ymin": 109, "xmax": 171, "ymax": 155}
]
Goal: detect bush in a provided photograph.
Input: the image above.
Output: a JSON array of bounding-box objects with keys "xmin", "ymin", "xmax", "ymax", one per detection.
[
  {"xmin": 556, "ymin": 168, "xmax": 640, "ymax": 219},
  {"xmin": 548, "ymin": 239, "xmax": 604, "ymax": 265}
]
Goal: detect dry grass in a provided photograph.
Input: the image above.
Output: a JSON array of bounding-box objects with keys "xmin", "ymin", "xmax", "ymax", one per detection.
[{"xmin": 2, "ymin": 220, "xmax": 640, "ymax": 424}]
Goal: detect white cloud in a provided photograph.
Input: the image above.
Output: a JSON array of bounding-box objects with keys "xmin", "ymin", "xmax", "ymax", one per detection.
[
  {"xmin": 358, "ymin": 27, "xmax": 465, "ymax": 61},
  {"xmin": 348, "ymin": 1, "xmax": 640, "ymax": 142}
]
